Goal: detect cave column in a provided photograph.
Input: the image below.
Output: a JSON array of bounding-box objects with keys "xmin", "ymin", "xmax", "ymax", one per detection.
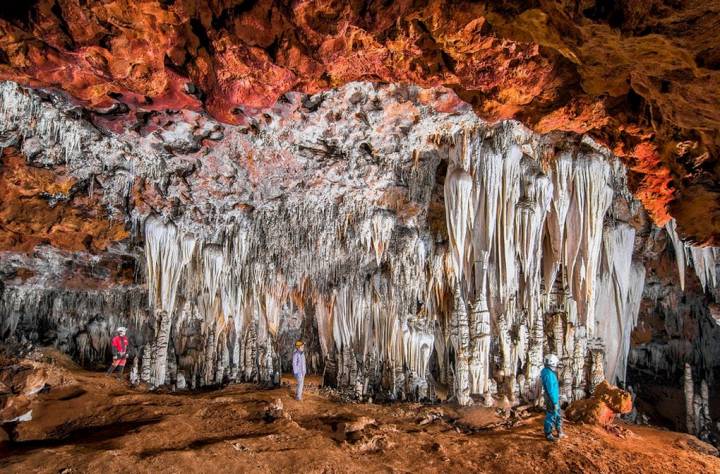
[{"xmin": 451, "ymin": 284, "xmax": 472, "ymax": 405}]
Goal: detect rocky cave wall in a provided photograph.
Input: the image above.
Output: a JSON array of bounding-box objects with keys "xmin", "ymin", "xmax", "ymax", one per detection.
[
  {"xmin": 628, "ymin": 221, "xmax": 720, "ymax": 440},
  {"xmin": 0, "ymin": 80, "xmax": 718, "ymax": 444}
]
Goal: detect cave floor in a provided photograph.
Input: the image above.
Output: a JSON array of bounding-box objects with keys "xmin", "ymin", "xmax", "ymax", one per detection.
[{"xmin": 1, "ymin": 363, "xmax": 718, "ymax": 474}]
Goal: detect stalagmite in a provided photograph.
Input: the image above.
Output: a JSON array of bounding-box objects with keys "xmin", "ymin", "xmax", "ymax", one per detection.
[
  {"xmin": 685, "ymin": 363, "xmax": 696, "ymax": 435},
  {"xmin": 130, "ymin": 356, "xmax": 140, "ymax": 386},
  {"xmin": 468, "ymin": 299, "xmax": 491, "ymax": 401},
  {"xmin": 152, "ymin": 311, "xmax": 172, "ymax": 387},
  {"xmin": 450, "ymin": 285, "xmax": 472, "ymax": 405},
  {"xmin": 589, "ymin": 346, "xmax": 605, "ymax": 392},
  {"xmin": 700, "ymin": 379, "xmax": 711, "ymax": 436}
]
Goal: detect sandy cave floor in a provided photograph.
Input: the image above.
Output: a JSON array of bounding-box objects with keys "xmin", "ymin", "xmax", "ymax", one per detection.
[{"xmin": 1, "ymin": 358, "xmax": 719, "ymax": 474}]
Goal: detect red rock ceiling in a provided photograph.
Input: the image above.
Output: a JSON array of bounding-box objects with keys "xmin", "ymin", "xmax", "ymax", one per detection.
[{"xmin": 1, "ymin": 1, "xmax": 719, "ymax": 243}]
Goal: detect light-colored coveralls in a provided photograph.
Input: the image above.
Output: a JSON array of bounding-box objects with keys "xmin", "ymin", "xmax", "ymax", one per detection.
[{"xmin": 292, "ymin": 349, "xmax": 306, "ymax": 400}]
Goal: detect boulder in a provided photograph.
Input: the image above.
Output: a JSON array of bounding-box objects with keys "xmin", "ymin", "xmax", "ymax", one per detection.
[
  {"xmin": 335, "ymin": 416, "xmax": 377, "ymax": 443},
  {"xmin": 262, "ymin": 398, "xmax": 286, "ymax": 422},
  {"xmin": 0, "ymin": 357, "xmax": 76, "ymax": 423},
  {"xmin": 566, "ymin": 382, "xmax": 632, "ymax": 426},
  {"xmin": 594, "ymin": 381, "xmax": 633, "ymax": 414}
]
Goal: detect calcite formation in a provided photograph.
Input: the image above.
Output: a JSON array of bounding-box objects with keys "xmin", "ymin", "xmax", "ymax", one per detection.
[{"xmin": 0, "ymin": 78, "xmax": 716, "ymax": 428}]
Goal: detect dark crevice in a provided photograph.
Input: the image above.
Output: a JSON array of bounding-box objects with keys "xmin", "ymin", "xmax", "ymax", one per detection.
[
  {"xmin": 210, "ymin": 1, "xmax": 259, "ymax": 31},
  {"xmin": 0, "ymin": 1, "xmax": 39, "ymax": 28},
  {"xmin": 190, "ymin": 18, "xmax": 214, "ymax": 55},
  {"xmin": 50, "ymin": 0, "xmax": 76, "ymax": 50}
]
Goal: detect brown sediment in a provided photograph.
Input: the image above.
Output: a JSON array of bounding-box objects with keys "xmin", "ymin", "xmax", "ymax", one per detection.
[{"xmin": 1, "ymin": 351, "xmax": 718, "ymax": 474}]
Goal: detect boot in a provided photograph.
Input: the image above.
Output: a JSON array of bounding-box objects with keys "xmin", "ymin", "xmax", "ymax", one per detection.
[
  {"xmin": 116, "ymin": 366, "xmax": 125, "ymax": 379},
  {"xmin": 545, "ymin": 433, "xmax": 557, "ymax": 442},
  {"xmin": 106, "ymin": 365, "xmax": 115, "ymax": 376}
]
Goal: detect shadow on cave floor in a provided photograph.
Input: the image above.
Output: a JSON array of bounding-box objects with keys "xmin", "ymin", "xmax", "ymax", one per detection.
[
  {"xmin": 0, "ymin": 416, "xmax": 164, "ymax": 457},
  {"xmin": 136, "ymin": 430, "xmax": 269, "ymax": 459}
]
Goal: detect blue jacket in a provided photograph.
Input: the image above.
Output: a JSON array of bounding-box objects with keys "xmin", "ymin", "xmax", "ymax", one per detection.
[
  {"xmin": 540, "ymin": 366, "xmax": 560, "ymax": 408},
  {"xmin": 292, "ymin": 349, "xmax": 306, "ymax": 377}
]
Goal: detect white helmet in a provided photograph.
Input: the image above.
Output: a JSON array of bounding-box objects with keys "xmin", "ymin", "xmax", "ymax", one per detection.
[
  {"xmin": 544, "ymin": 353, "xmax": 559, "ymax": 369},
  {"xmin": 116, "ymin": 327, "xmax": 127, "ymax": 334}
]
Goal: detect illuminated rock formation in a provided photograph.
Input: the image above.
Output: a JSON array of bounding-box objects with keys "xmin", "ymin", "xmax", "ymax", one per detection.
[{"xmin": 3, "ymin": 79, "xmax": 717, "ymax": 414}]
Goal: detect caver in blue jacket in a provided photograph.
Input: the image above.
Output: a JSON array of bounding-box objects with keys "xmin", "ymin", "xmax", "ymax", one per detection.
[{"xmin": 540, "ymin": 365, "xmax": 563, "ymax": 440}]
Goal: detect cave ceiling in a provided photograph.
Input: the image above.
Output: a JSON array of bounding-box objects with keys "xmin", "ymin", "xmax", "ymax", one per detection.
[{"xmin": 0, "ymin": 1, "xmax": 719, "ymax": 243}]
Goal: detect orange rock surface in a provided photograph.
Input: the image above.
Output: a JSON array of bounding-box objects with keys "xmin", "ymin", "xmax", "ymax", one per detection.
[
  {"xmin": 0, "ymin": 148, "xmax": 128, "ymax": 253},
  {"xmin": 0, "ymin": 1, "xmax": 719, "ymax": 241},
  {"xmin": 566, "ymin": 381, "xmax": 633, "ymax": 426}
]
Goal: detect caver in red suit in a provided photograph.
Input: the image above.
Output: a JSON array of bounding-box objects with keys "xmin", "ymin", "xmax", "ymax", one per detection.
[{"xmin": 107, "ymin": 327, "xmax": 129, "ymax": 378}]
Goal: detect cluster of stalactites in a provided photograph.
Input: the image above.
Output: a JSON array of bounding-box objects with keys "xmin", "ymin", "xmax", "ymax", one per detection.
[
  {"xmin": 665, "ymin": 219, "xmax": 719, "ymax": 293},
  {"xmin": 592, "ymin": 224, "xmax": 646, "ymax": 384},
  {"xmin": 138, "ymin": 124, "xmax": 651, "ymax": 403},
  {"xmin": 442, "ymin": 127, "xmax": 644, "ymax": 405},
  {"xmin": 0, "ymin": 81, "xmax": 162, "ymax": 181},
  {"xmin": 141, "ymin": 196, "xmax": 446, "ymax": 396}
]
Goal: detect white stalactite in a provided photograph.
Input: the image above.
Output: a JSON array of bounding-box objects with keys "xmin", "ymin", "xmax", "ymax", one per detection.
[
  {"xmin": 665, "ymin": 219, "xmax": 687, "ymax": 291},
  {"xmin": 689, "ymin": 246, "xmax": 717, "ymax": 292},
  {"xmin": 593, "ymin": 223, "xmax": 642, "ymax": 384},
  {"xmin": 444, "ymin": 168, "xmax": 473, "ymax": 285}
]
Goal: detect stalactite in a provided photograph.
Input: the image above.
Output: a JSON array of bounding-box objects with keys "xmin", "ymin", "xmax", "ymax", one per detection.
[
  {"xmin": 593, "ymin": 224, "xmax": 640, "ymax": 384},
  {"xmin": 665, "ymin": 219, "xmax": 687, "ymax": 291},
  {"xmin": 145, "ymin": 216, "xmax": 196, "ymax": 316},
  {"xmin": 564, "ymin": 157, "xmax": 614, "ymax": 332},
  {"xmin": 666, "ymin": 218, "xmax": 718, "ymax": 293},
  {"xmin": 543, "ymin": 153, "xmax": 573, "ymax": 298},
  {"xmin": 444, "ymin": 168, "xmax": 473, "ymax": 285},
  {"xmin": 689, "ymin": 246, "xmax": 717, "ymax": 292}
]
